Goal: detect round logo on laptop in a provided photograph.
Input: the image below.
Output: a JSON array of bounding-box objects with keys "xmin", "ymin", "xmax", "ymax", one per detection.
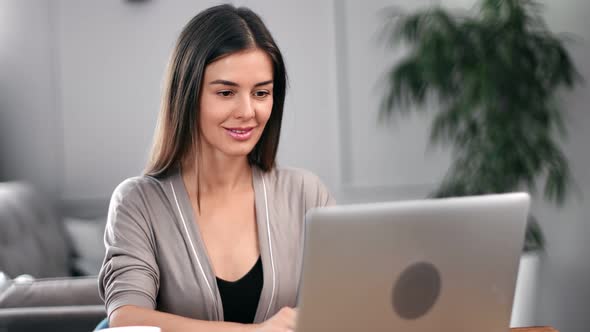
[{"xmin": 392, "ymin": 262, "xmax": 441, "ymax": 319}]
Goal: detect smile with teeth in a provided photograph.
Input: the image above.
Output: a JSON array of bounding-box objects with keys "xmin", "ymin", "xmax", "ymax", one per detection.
[{"xmin": 225, "ymin": 127, "xmax": 254, "ymax": 141}]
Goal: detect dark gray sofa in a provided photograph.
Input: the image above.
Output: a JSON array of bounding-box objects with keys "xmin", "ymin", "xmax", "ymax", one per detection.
[
  {"xmin": 0, "ymin": 276, "xmax": 105, "ymax": 332},
  {"xmin": 0, "ymin": 182, "xmax": 107, "ymax": 332}
]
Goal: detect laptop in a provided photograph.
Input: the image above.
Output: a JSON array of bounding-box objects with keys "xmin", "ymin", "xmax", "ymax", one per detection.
[{"xmin": 296, "ymin": 193, "xmax": 530, "ymax": 332}]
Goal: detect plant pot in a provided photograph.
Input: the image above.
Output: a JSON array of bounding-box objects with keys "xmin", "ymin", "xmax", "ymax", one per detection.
[{"xmin": 510, "ymin": 251, "xmax": 541, "ymax": 327}]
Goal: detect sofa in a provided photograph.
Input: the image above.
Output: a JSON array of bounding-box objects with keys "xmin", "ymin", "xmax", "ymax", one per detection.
[{"xmin": 0, "ymin": 181, "xmax": 108, "ymax": 332}]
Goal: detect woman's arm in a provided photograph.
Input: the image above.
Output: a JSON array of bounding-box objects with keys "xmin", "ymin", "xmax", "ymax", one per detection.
[
  {"xmin": 110, "ymin": 305, "xmax": 297, "ymax": 332},
  {"xmin": 110, "ymin": 305, "xmax": 251, "ymax": 332}
]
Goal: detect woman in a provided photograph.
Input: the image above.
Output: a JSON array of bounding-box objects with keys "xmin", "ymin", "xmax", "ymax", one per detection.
[{"xmin": 98, "ymin": 4, "xmax": 335, "ymax": 332}]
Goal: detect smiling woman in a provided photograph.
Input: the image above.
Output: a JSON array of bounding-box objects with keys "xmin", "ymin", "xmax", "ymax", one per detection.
[
  {"xmin": 199, "ymin": 49, "xmax": 274, "ymax": 159},
  {"xmin": 97, "ymin": 4, "xmax": 334, "ymax": 332}
]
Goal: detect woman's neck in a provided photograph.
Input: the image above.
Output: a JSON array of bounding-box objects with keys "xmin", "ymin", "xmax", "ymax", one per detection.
[{"xmin": 182, "ymin": 153, "xmax": 252, "ymax": 196}]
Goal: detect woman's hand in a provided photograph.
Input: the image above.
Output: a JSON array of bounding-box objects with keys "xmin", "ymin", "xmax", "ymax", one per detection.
[{"xmin": 251, "ymin": 307, "xmax": 297, "ymax": 332}]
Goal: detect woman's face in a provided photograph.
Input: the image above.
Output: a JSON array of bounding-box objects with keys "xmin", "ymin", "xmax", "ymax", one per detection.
[{"xmin": 198, "ymin": 48, "xmax": 274, "ymax": 159}]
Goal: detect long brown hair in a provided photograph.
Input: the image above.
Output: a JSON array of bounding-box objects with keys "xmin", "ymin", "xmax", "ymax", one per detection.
[{"xmin": 144, "ymin": 4, "xmax": 287, "ymax": 178}]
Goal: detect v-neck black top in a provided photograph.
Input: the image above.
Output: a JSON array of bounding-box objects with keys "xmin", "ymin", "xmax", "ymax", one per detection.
[{"xmin": 215, "ymin": 256, "xmax": 264, "ymax": 323}]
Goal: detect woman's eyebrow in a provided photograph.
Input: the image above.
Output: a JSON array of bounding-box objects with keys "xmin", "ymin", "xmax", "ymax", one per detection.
[
  {"xmin": 208, "ymin": 79, "xmax": 273, "ymax": 87},
  {"xmin": 253, "ymin": 80, "xmax": 273, "ymax": 87}
]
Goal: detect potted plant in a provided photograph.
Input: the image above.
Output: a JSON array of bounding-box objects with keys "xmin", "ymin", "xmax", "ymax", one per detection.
[{"xmin": 379, "ymin": 0, "xmax": 581, "ymax": 326}]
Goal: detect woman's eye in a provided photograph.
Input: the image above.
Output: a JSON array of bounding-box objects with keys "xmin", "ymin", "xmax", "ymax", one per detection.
[
  {"xmin": 254, "ymin": 91, "xmax": 270, "ymax": 98},
  {"xmin": 217, "ymin": 90, "xmax": 234, "ymax": 97}
]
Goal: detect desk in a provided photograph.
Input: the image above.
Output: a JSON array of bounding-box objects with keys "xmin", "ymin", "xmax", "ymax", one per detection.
[{"xmin": 511, "ymin": 327, "xmax": 557, "ymax": 332}]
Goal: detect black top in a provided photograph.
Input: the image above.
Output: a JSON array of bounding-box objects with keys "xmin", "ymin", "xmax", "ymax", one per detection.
[{"xmin": 216, "ymin": 256, "xmax": 263, "ymax": 324}]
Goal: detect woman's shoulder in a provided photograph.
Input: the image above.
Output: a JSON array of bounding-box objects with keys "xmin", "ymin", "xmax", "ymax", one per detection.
[
  {"xmin": 106, "ymin": 174, "xmax": 175, "ymax": 231},
  {"xmin": 112, "ymin": 174, "xmax": 162, "ymax": 195},
  {"xmin": 109, "ymin": 174, "xmax": 169, "ymax": 207},
  {"xmin": 268, "ymin": 166, "xmax": 324, "ymax": 185},
  {"xmin": 265, "ymin": 166, "xmax": 335, "ymax": 207}
]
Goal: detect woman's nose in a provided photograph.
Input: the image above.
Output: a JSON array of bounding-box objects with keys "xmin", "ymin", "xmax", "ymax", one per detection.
[{"xmin": 235, "ymin": 95, "xmax": 256, "ymax": 119}]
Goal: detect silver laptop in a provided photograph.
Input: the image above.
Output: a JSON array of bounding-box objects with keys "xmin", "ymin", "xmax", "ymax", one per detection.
[{"xmin": 296, "ymin": 193, "xmax": 530, "ymax": 332}]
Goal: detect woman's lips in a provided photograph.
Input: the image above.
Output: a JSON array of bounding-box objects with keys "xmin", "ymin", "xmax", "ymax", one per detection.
[{"xmin": 224, "ymin": 127, "xmax": 254, "ymax": 141}]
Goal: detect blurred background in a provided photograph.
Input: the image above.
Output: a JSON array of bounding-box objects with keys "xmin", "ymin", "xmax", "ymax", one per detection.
[{"xmin": 0, "ymin": 0, "xmax": 588, "ymax": 331}]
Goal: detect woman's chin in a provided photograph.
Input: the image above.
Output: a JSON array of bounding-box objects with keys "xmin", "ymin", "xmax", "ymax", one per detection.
[{"xmin": 219, "ymin": 145, "xmax": 256, "ymax": 158}]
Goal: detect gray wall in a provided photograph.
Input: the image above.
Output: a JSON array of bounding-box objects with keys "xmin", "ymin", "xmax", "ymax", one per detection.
[
  {"xmin": 1, "ymin": 1, "xmax": 589, "ymax": 331},
  {"xmin": 56, "ymin": 0, "xmax": 222, "ymax": 200},
  {"xmin": 530, "ymin": 1, "xmax": 590, "ymax": 330},
  {"xmin": 0, "ymin": 0, "xmax": 62, "ymax": 197},
  {"xmin": 334, "ymin": 0, "xmax": 451, "ymax": 204}
]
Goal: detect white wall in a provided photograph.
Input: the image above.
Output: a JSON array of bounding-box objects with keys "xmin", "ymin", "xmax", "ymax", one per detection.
[
  {"xmin": 335, "ymin": 0, "xmax": 451, "ymax": 204},
  {"xmin": 56, "ymin": 0, "xmax": 222, "ymax": 200},
  {"xmin": 0, "ymin": 0, "xmax": 62, "ymax": 197},
  {"xmin": 531, "ymin": 1, "xmax": 590, "ymax": 330}
]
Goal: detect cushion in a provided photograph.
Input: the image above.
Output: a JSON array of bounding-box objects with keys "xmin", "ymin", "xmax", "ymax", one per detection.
[
  {"xmin": 0, "ymin": 182, "xmax": 71, "ymax": 277},
  {"xmin": 63, "ymin": 217, "xmax": 107, "ymax": 276},
  {"xmin": 0, "ymin": 272, "xmax": 11, "ymax": 295}
]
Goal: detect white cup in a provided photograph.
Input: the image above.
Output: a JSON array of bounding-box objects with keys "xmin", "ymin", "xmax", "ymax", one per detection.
[{"xmin": 98, "ymin": 327, "xmax": 161, "ymax": 332}]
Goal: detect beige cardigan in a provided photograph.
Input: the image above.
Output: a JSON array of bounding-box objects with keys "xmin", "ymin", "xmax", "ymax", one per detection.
[{"xmin": 98, "ymin": 165, "xmax": 335, "ymax": 323}]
